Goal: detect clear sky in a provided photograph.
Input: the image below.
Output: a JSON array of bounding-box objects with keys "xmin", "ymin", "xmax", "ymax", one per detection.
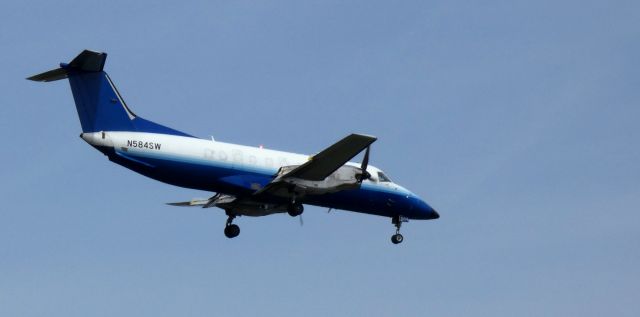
[{"xmin": 1, "ymin": 0, "xmax": 639, "ymax": 316}]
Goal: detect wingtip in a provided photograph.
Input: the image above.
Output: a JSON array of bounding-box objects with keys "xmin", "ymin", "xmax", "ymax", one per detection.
[
  {"xmin": 166, "ymin": 202, "xmax": 191, "ymax": 207},
  {"xmin": 348, "ymin": 133, "xmax": 377, "ymax": 144}
]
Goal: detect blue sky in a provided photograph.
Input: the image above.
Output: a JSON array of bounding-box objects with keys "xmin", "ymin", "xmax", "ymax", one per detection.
[{"xmin": 1, "ymin": 0, "xmax": 639, "ymax": 316}]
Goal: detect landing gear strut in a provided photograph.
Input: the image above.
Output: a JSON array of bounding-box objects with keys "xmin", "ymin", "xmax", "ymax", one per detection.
[
  {"xmin": 224, "ymin": 214, "xmax": 240, "ymax": 239},
  {"xmin": 391, "ymin": 215, "xmax": 407, "ymax": 244}
]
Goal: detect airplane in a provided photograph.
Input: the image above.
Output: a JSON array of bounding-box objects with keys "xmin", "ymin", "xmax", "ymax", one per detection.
[{"xmin": 28, "ymin": 50, "xmax": 439, "ymax": 244}]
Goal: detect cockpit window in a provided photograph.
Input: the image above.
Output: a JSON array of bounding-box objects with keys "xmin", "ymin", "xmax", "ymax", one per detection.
[{"xmin": 377, "ymin": 172, "xmax": 392, "ymax": 182}]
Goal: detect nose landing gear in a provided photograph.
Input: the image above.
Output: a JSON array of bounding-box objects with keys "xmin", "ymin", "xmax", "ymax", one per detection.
[{"xmin": 391, "ymin": 215, "xmax": 408, "ymax": 244}]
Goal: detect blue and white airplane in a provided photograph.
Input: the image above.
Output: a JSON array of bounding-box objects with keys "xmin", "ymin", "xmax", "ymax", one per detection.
[{"xmin": 28, "ymin": 50, "xmax": 439, "ymax": 244}]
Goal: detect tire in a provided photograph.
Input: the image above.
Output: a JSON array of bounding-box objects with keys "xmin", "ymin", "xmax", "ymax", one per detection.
[
  {"xmin": 287, "ymin": 203, "xmax": 304, "ymax": 217},
  {"xmin": 224, "ymin": 224, "xmax": 240, "ymax": 238},
  {"xmin": 391, "ymin": 233, "xmax": 404, "ymax": 244}
]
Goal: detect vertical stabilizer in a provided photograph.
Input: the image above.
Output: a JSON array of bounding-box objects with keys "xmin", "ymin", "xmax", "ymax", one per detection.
[{"xmin": 28, "ymin": 50, "xmax": 192, "ymax": 137}]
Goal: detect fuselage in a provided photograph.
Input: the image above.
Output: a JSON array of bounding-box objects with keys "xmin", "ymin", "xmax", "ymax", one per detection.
[
  {"xmin": 29, "ymin": 49, "xmax": 439, "ymax": 244},
  {"xmin": 81, "ymin": 131, "xmax": 438, "ymax": 220}
]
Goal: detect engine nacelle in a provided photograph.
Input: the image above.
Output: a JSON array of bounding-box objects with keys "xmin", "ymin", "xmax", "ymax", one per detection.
[{"xmin": 277, "ymin": 164, "xmax": 363, "ymax": 195}]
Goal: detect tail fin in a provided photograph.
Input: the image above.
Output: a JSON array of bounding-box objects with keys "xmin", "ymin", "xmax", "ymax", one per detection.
[{"xmin": 28, "ymin": 50, "xmax": 192, "ymax": 137}]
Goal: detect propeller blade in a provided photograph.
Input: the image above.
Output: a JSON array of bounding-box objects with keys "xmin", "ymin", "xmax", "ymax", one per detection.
[
  {"xmin": 361, "ymin": 146, "xmax": 370, "ymax": 171},
  {"xmin": 358, "ymin": 146, "xmax": 371, "ymax": 182},
  {"xmin": 299, "ymin": 214, "xmax": 304, "ymax": 227}
]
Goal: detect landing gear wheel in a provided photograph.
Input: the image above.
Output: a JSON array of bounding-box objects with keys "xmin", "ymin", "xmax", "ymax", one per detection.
[
  {"xmin": 287, "ymin": 203, "xmax": 304, "ymax": 217},
  {"xmin": 224, "ymin": 224, "xmax": 240, "ymax": 238},
  {"xmin": 224, "ymin": 214, "xmax": 240, "ymax": 238},
  {"xmin": 390, "ymin": 215, "xmax": 407, "ymax": 245},
  {"xmin": 391, "ymin": 233, "xmax": 404, "ymax": 244}
]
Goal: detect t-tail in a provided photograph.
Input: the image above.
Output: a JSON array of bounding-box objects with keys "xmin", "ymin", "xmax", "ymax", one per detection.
[{"xmin": 27, "ymin": 50, "xmax": 192, "ymax": 137}]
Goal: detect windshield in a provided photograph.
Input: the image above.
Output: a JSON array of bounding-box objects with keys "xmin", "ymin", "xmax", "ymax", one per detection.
[{"xmin": 377, "ymin": 171, "xmax": 392, "ymax": 182}]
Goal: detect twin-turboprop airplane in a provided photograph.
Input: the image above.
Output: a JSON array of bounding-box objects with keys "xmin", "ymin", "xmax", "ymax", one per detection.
[{"xmin": 28, "ymin": 50, "xmax": 439, "ymax": 244}]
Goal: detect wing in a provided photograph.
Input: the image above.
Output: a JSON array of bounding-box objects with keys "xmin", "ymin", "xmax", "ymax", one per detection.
[
  {"xmin": 253, "ymin": 133, "xmax": 376, "ymax": 198},
  {"xmin": 167, "ymin": 193, "xmax": 288, "ymax": 217},
  {"xmin": 166, "ymin": 199, "xmax": 210, "ymax": 207},
  {"xmin": 285, "ymin": 133, "xmax": 376, "ymax": 181},
  {"xmin": 167, "ymin": 193, "xmax": 237, "ymax": 208}
]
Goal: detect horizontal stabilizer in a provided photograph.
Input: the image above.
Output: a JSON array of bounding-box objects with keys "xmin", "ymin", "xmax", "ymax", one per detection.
[
  {"xmin": 26, "ymin": 67, "xmax": 69, "ymax": 82},
  {"xmin": 27, "ymin": 50, "xmax": 107, "ymax": 82}
]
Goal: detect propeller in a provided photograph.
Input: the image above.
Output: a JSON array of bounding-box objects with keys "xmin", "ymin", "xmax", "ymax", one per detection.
[{"xmin": 357, "ymin": 146, "xmax": 371, "ymax": 182}]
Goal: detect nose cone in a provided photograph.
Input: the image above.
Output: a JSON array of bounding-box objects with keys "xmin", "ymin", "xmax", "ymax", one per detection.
[
  {"xmin": 430, "ymin": 207, "xmax": 440, "ymax": 219},
  {"xmin": 415, "ymin": 197, "xmax": 439, "ymax": 220}
]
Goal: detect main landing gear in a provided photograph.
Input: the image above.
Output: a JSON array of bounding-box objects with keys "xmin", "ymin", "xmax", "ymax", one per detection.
[
  {"xmin": 224, "ymin": 214, "xmax": 240, "ymax": 239},
  {"xmin": 287, "ymin": 202, "xmax": 304, "ymax": 217},
  {"xmin": 391, "ymin": 215, "xmax": 408, "ymax": 244},
  {"xmin": 286, "ymin": 193, "xmax": 304, "ymax": 217}
]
